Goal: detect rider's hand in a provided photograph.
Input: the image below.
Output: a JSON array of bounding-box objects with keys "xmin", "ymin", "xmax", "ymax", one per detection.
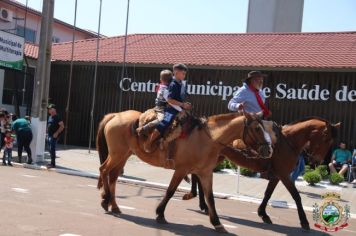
[
  {"xmin": 237, "ymin": 102, "xmax": 244, "ymax": 111},
  {"xmin": 256, "ymin": 111, "xmax": 264, "ymax": 119}
]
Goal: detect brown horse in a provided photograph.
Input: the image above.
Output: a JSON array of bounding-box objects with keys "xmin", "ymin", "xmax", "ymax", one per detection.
[
  {"xmin": 184, "ymin": 117, "xmax": 340, "ymax": 231},
  {"xmin": 96, "ymin": 110, "xmax": 273, "ymax": 233}
]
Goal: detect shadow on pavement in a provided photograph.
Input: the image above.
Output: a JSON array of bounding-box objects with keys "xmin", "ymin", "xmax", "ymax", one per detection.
[
  {"xmin": 299, "ymin": 191, "xmax": 349, "ymax": 203},
  {"xmin": 299, "ymin": 191, "xmax": 321, "ymax": 199},
  {"xmin": 219, "ymin": 214, "xmax": 330, "ymax": 236},
  {"xmin": 121, "ymin": 174, "xmax": 146, "ymax": 181},
  {"xmin": 110, "ymin": 213, "xmax": 237, "ymax": 236}
]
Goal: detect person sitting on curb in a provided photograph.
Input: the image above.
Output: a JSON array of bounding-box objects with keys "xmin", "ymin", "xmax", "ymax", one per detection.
[
  {"xmin": 351, "ymin": 149, "xmax": 356, "ymax": 184},
  {"xmin": 328, "ymin": 142, "xmax": 352, "ymax": 177}
]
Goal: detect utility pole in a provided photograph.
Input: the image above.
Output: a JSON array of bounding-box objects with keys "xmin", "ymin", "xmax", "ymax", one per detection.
[{"xmin": 30, "ymin": 0, "xmax": 55, "ymax": 163}]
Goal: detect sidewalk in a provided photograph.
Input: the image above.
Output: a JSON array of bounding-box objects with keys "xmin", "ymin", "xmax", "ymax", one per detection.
[{"xmin": 5, "ymin": 145, "xmax": 356, "ymax": 215}]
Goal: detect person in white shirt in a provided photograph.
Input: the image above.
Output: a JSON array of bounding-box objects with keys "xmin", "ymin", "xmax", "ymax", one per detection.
[{"xmin": 137, "ymin": 69, "xmax": 173, "ymax": 136}]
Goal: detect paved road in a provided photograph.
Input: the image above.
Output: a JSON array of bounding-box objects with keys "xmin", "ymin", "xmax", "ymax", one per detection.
[{"xmin": 1, "ymin": 166, "xmax": 355, "ymax": 236}]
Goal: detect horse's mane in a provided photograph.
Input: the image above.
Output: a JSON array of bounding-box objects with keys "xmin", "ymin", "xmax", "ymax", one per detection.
[
  {"xmin": 208, "ymin": 112, "xmax": 241, "ymax": 123},
  {"xmin": 286, "ymin": 116, "xmax": 337, "ymax": 138},
  {"xmin": 287, "ymin": 116, "xmax": 329, "ymax": 126}
]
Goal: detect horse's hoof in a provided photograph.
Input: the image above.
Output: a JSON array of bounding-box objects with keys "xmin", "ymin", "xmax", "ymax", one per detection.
[
  {"xmin": 215, "ymin": 225, "xmax": 228, "ymax": 234},
  {"xmin": 101, "ymin": 201, "xmax": 109, "ymax": 212},
  {"xmin": 301, "ymin": 223, "xmax": 310, "ymax": 231},
  {"xmin": 202, "ymin": 208, "xmax": 209, "ymax": 215},
  {"xmin": 156, "ymin": 216, "xmax": 168, "ymax": 224},
  {"xmin": 111, "ymin": 207, "xmax": 122, "ymax": 215},
  {"xmin": 261, "ymin": 215, "xmax": 273, "ymax": 224},
  {"xmin": 182, "ymin": 193, "xmax": 196, "ymax": 200},
  {"xmin": 200, "ymin": 205, "xmax": 209, "ymax": 215}
]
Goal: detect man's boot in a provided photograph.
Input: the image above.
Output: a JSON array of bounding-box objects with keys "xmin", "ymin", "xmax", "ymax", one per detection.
[
  {"xmin": 143, "ymin": 129, "xmax": 161, "ymax": 152},
  {"xmin": 137, "ymin": 121, "xmax": 158, "ymax": 137},
  {"xmin": 18, "ymin": 156, "xmax": 22, "ymax": 163},
  {"xmin": 27, "ymin": 156, "xmax": 33, "ymax": 165}
]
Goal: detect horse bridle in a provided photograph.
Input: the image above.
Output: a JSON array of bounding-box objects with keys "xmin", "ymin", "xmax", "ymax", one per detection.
[{"xmin": 242, "ymin": 117, "xmax": 271, "ymax": 147}]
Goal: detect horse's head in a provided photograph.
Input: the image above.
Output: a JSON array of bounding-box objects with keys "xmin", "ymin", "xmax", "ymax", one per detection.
[
  {"xmin": 242, "ymin": 112, "xmax": 273, "ymax": 158},
  {"xmin": 306, "ymin": 121, "xmax": 341, "ymax": 164}
]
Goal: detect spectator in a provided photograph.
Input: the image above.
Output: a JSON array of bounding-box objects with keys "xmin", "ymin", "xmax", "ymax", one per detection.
[
  {"xmin": 351, "ymin": 149, "xmax": 356, "ymax": 184},
  {"xmin": 47, "ymin": 104, "xmax": 64, "ymax": 168},
  {"xmin": 328, "ymin": 142, "xmax": 352, "ymax": 177},
  {"xmin": 2, "ymin": 130, "xmax": 14, "ymax": 166},
  {"xmin": 12, "ymin": 117, "xmax": 33, "ymax": 164},
  {"xmin": 0, "ymin": 111, "xmax": 7, "ymax": 151},
  {"xmin": 290, "ymin": 152, "xmax": 306, "ymax": 182},
  {"xmin": 25, "ymin": 116, "xmax": 31, "ymax": 123}
]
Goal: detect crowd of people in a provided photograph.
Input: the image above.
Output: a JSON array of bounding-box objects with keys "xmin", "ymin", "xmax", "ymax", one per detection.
[{"xmin": 0, "ymin": 105, "xmax": 64, "ymax": 169}]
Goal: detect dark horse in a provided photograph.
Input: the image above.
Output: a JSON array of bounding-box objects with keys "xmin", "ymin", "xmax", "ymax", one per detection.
[{"xmin": 183, "ymin": 117, "xmax": 340, "ymax": 230}]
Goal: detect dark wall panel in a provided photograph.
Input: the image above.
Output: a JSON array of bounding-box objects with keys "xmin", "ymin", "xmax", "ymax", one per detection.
[{"xmin": 49, "ymin": 64, "xmax": 356, "ymax": 149}]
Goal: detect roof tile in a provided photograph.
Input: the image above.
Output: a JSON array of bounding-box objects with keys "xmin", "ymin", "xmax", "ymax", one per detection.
[{"xmin": 24, "ymin": 32, "xmax": 356, "ymax": 69}]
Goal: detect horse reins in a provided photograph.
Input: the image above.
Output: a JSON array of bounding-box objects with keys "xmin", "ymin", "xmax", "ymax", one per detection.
[
  {"xmin": 202, "ymin": 117, "xmax": 267, "ymax": 158},
  {"xmin": 243, "ymin": 118, "xmax": 271, "ymax": 147}
]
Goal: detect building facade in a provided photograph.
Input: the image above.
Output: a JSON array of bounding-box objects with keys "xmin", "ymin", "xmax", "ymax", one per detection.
[
  {"xmin": 0, "ymin": 0, "xmax": 100, "ymax": 116},
  {"xmin": 4, "ymin": 32, "xmax": 356, "ymax": 149},
  {"xmin": 0, "ymin": 0, "xmax": 98, "ymax": 44}
]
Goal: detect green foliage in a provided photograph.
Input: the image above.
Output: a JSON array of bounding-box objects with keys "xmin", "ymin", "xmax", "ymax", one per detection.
[
  {"xmin": 316, "ymin": 165, "xmax": 329, "ymax": 179},
  {"xmin": 329, "ymin": 173, "xmax": 344, "ymax": 185},
  {"xmin": 224, "ymin": 159, "xmax": 237, "ymax": 170},
  {"xmin": 213, "ymin": 159, "xmax": 237, "ymax": 172},
  {"xmin": 303, "ymin": 170, "xmax": 321, "ymax": 186},
  {"xmin": 304, "ymin": 165, "xmax": 312, "ymax": 173},
  {"xmin": 240, "ymin": 167, "xmax": 257, "ymax": 177},
  {"xmin": 213, "ymin": 161, "xmax": 226, "ymax": 172}
]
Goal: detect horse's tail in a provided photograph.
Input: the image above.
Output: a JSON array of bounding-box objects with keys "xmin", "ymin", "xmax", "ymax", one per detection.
[
  {"xmin": 97, "ymin": 113, "xmax": 115, "ymax": 165},
  {"xmin": 97, "ymin": 113, "xmax": 115, "ymax": 189}
]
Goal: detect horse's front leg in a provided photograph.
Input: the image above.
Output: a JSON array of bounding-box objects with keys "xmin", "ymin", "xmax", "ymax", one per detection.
[
  {"xmin": 198, "ymin": 172, "xmax": 227, "ymax": 233},
  {"xmin": 197, "ymin": 175, "xmax": 208, "ymax": 213},
  {"xmin": 182, "ymin": 174, "xmax": 198, "ymax": 200},
  {"xmin": 280, "ymin": 177, "xmax": 310, "ymax": 230},
  {"xmin": 156, "ymin": 169, "xmax": 186, "ymax": 224},
  {"xmin": 258, "ymin": 178, "xmax": 279, "ymax": 224}
]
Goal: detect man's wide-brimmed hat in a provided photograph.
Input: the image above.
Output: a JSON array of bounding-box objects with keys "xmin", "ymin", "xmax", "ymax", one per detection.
[{"xmin": 245, "ymin": 71, "xmax": 267, "ymax": 83}]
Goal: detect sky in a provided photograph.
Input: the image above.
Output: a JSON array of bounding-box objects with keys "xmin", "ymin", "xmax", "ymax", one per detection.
[{"xmin": 15, "ymin": 0, "xmax": 356, "ymax": 37}]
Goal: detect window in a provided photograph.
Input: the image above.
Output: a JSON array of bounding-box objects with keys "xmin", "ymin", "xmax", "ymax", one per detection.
[
  {"xmin": 16, "ymin": 25, "xmax": 36, "ymax": 43},
  {"xmin": 52, "ymin": 36, "xmax": 60, "ymax": 43},
  {"xmin": 2, "ymin": 67, "xmax": 34, "ymax": 107}
]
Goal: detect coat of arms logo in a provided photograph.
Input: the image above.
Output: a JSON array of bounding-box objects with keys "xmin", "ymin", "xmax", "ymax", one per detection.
[{"xmin": 313, "ymin": 192, "xmax": 350, "ymax": 232}]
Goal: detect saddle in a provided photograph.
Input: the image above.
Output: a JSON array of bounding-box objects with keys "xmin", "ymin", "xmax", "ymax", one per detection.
[{"xmin": 137, "ymin": 108, "xmax": 206, "ymax": 152}]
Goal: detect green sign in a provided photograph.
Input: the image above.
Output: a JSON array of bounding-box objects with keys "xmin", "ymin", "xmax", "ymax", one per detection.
[{"xmin": 0, "ymin": 30, "xmax": 24, "ymax": 70}]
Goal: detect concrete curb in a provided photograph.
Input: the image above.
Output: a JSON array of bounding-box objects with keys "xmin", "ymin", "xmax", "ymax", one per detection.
[{"xmin": 12, "ymin": 162, "xmax": 356, "ymax": 219}]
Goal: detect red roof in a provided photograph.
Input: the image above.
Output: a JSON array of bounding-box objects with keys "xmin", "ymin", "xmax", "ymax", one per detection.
[{"xmin": 24, "ymin": 32, "xmax": 356, "ymax": 69}]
